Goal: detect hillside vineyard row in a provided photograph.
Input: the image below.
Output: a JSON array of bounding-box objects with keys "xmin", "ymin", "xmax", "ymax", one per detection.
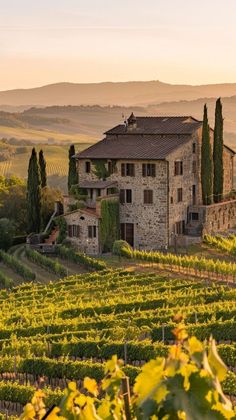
[{"xmin": 0, "ymin": 270, "xmax": 235, "ymax": 411}]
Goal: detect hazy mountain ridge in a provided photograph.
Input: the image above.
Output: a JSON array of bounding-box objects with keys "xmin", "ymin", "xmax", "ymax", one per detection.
[{"xmin": 1, "ymin": 80, "xmax": 236, "ymax": 108}]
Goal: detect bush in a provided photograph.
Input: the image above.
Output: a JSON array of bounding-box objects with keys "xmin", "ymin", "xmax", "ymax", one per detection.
[
  {"xmin": 0, "ymin": 218, "xmax": 15, "ymax": 250},
  {"xmin": 25, "ymin": 247, "xmax": 67, "ymax": 277},
  {"xmin": 112, "ymin": 240, "xmax": 131, "ymax": 255},
  {"xmin": 56, "ymin": 245, "xmax": 107, "ymax": 271}
]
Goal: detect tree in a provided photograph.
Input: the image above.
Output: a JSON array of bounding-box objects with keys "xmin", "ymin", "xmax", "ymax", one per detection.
[
  {"xmin": 27, "ymin": 148, "xmax": 41, "ymax": 233},
  {"xmin": 39, "ymin": 149, "xmax": 47, "ymax": 188},
  {"xmin": 0, "ymin": 176, "xmax": 27, "ymax": 234},
  {"xmin": 0, "ymin": 218, "xmax": 15, "ymax": 250},
  {"xmin": 201, "ymin": 104, "xmax": 213, "ymax": 205},
  {"xmin": 68, "ymin": 144, "xmax": 78, "ymax": 193},
  {"xmin": 213, "ymin": 98, "xmax": 224, "ymax": 203}
]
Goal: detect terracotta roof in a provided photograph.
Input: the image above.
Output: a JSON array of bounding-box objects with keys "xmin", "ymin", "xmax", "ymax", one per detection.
[
  {"xmin": 76, "ymin": 134, "xmax": 192, "ymax": 160},
  {"xmin": 105, "ymin": 116, "xmax": 202, "ymax": 135}
]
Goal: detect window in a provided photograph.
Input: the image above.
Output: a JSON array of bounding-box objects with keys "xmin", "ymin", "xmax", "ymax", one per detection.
[
  {"xmin": 177, "ymin": 188, "xmax": 183, "ymax": 203},
  {"xmin": 192, "ymin": 143, "xmax": 196, "ymax": 153},
  {"xmin": 121, "ymin": 163, "xmax": 135, "ymax": 176},
  {"xmin": 108, "ymin": 160, "xmax": 115, "ymax": 175},
  {"xmin": 88, "ymin": 226, "xmax": 97, "ymax": 238},
  {"xmin": 176, "ymin": 221, "xmax": 185, "ymax": 235},
  {"xmin": 144, "ymin": 189, "xmax": 153, "ymax": 204},
  {"xmin": 191, "ymin": 212, "xmax": 199, "ymax": 221},
  {"xmin": 120, "ymin": 189, "xmax": 132, "ymax": 204},
  {"xmin": 192, "ymin": 160, "xmax": 197, "ymax": 174},
  {"xmin": 174, "ymin": 161, "xmax": 183, "ymax": 176},
  {"xmin": 142, "ymin": 163, "xmax": 156, "ymax": 177},
  {"xmin": 85, "ymin": 161, "xmax": 91, "ymax": 173},
  {"xmin": 68, "ymin": 225, "xmax": 80, "ymax": 238},
  {"xmin": 170, "ymin": 196, "xmax": 173, "ymax": 204}
]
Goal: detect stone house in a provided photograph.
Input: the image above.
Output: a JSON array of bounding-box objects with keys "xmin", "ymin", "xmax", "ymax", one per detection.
[{"xmin": 63, "ymin": 113, "xmax": 236, "ymax": 254}]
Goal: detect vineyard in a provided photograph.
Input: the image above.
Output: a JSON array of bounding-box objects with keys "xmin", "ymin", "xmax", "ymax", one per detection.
[
  {"xmin": 0, "ymin": 267, "xmax": 235, "ymax": 416},
  {"xmin": 204, "ymin": 233, "xmax": 236, "ymax": 256}
]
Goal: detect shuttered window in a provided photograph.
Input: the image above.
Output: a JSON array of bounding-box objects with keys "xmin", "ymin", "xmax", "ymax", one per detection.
[
  {"xmin": 177, "ymin": 188, "xmax": 183, "ymax": 202},
  {"xmin": 85, "ymin": 161, "xmax": 91, "ymax": 173},
  {"xmin": 120, "ymin": 189, "xmax": 132, "ymax": 204},
  {"xmin": 121, "ymin": 163, "xmax": 135, "ymax": 176},
  {"xmin": 174, "ymin": 161, "xmax": 183, "ymax": 176},
  {"xmin": 68, "ymin": 225, "xmax": 80, "ymax": 238},
  {"xmin": 143, "ymin": 190, "xmax": 153, "ymax": 204},
  {"xmin": 88, "ymin": 226, "xmax": 97, "ymax": 238},
  {"xmin": 142, "ymin": 163, "xmax": 156, "ymax": 177}
]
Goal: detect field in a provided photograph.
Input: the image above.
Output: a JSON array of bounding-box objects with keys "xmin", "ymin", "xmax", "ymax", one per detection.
[
  {"xmin": 0, "ymin": 244, "xmax": 235, "ymax": 415},
  {"xmin": 0, "ymin": 143, "xmax": 92, "ymax": 191}
]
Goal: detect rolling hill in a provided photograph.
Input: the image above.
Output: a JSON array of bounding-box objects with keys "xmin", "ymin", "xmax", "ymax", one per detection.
[{"xmin": 1, "ymin": 80, "xmax": 236, "ymax": 108}]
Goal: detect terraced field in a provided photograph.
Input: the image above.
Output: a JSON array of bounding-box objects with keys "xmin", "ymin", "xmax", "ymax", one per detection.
[{"xmin": 0, "ymin": 268, "xmax": 236, "ymax": 415}]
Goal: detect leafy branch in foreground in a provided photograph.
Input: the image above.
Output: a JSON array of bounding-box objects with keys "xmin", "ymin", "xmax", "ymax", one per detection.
[{"xmin": 20, "ymin": 324, "xmax": 236, "ymax": 419}]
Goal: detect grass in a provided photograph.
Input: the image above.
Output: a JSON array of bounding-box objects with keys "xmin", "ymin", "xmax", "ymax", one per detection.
[
  {"xmin": 0, "ymin": 143, "xmax": 92, "ymax": 191},
  {"xmin": 0, "ymin": 125, "xmax": 96, "ymax": 143}
]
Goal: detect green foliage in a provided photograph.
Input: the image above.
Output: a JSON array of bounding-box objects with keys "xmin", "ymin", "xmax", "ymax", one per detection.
[
  {"xmin": 56, "ymin": 216, "xmax": 67, "ymax": 244},
  {"xmin": 68, "ymin": 144, "xmax": 78, "ymax": 192},
  {"xmin": 100, "ymin": 198, "xmax": 120, "ymax": 252},
  {"xmin": 0, "ymin": 270, "xmax": 13, "ymax": 289},
  {"xmin": 25, "ymin": 247, "xmax": 67, "ymax": 277},
  {"xmin": 120, "ymin": 245, "xmax": 236, "ymax": 278},
  {"xmin": 20, "ymin": 329, "xmax": 236, "ymax": 419},
  {"xmin": 0, "ymin": 218, "xmax": 15, "ymax": 250},
  {"xmin": 39, "ymin": 149, "xmax": 47, "ymax": 188},
  {"xmin": 113, "ymin": 239, "xmax": 132, "ymax": 255},
  {"xmin": 213, "ymin": 98, "xmax": 224, "ymax": 203},
  {"xmin": 27, "ymin": 148, "xmax": 42, "ymax": 233},
  {"xmin": 0, "ymin": 176, "xmax": 27, "ymax": 234},
  {"xmin": 201, "ymin": 104, "xmax": 213, "ymax": 205},
  {"xmin": 0, "ymin": 249, "xmax": 35, "ymax": 281},
  {"xmin": 56, "ymin": 244, "xmax": 107, "ymax": 270},
  {"xmin": 92, "ymin": 159, "xmax": 109, "ymax": 180},
  {"xmin": 204, "ymin": 233, "xmax": 236, "ymax": 256}
]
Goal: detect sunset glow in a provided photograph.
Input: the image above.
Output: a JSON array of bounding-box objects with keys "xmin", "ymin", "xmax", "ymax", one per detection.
[{"xmin": 1, "ymin": 0, "xmax": 236, "ymax": 90}]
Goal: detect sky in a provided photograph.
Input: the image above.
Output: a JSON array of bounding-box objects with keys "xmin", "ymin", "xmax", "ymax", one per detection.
[{"xmin": 1, "ymin": 0, "xmax": 236, "ymax": 90}]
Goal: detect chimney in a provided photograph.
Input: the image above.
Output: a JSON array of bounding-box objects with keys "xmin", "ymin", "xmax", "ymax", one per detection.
[{"xmin": 127, "ymin": 113, "xmax": 137, "ymax": 131}]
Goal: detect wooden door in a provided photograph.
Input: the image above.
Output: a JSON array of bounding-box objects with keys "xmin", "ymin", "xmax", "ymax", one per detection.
[{"xmin": 121, "ymin": 223, "xmax": 134, "ymax": 247}]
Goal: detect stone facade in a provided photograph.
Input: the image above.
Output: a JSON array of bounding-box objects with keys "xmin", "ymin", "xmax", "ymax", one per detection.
[
  {"xmin": 63, "ymin": 209, "xmax": 99, "ymax": 255},
  {"xmin": 198, "ymin": 199, "xmax": 236, "ymax": 235},
  {"xmin": 63, "ymin": 115, "xmax": 235, "ymax": 252}
]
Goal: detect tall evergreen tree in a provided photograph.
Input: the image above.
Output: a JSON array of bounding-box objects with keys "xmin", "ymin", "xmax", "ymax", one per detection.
[
  {"xmin": 39, "ymin": 149, "xmax": 47, "ymax": 188},
  {"xmin": 201, "ymin": 104, "xmax": 213, "ymax": 205},
  {"xmin": 213, "ymin": 98, "xmax": 224, "ymax": 203},
  {"xmin": 27, "ymin": 148, "xmax": 42, "ymax": 233},
  {"xmin": 68, "ymin": 144, "xmax": 78, "ymax": 192}
]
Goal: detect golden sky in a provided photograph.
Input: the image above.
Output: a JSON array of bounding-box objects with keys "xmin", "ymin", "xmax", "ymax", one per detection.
[{"xmin": 1, "ymin": 0, "xmax": 236, "ymax": 90}]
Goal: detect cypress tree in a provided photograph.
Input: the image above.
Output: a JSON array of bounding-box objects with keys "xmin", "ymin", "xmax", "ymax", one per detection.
[
  {"xmin": 201, "ymin": 104, "xmax": 213, "ymax": 205},
  {"xmin": 213, "ymin": 98, "xmax": 224, "ymax": 203},
  {"xmin": 39, "ymin": 149, "xmax": 47, "ymax": 188},
  {"xmin": 27, "ymin": 148, "xmax": 42, "ymax": 233},
  {"xmin": 68, "ymin": 144, "xmax": 78, "ymax": 192}
]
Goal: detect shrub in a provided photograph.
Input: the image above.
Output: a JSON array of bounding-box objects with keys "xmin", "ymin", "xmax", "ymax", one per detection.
[{"xmin": 112, "ymin": 240, "xmax": 131, "ymax": 256}]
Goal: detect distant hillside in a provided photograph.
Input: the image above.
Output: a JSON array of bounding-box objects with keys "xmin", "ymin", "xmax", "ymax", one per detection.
[
  {"xmin": 0, "ymin": 101, "xmax": 235, "ymax": 149},
  {"xmin": 1, "ymin": 80, "xmax": 236, "ymax": 108}
]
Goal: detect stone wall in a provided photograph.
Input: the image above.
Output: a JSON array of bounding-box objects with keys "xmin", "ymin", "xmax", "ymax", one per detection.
[
  {"xmin": 223, "ymin": 148, "xmax": 234, "ymax": 195},
  {"xmin": 167, "ymin": 131, "xmax": 201, "ymax": 244},
  {"xmin": 78, "ymin": 158, "xmax": 169, "ymax": 249},
  {"xmin": 200, "ymin": 199, "xmax": 236, "ymax": 235},
  {"xmin": 64, "ymin": 210, "xmax": 99, "ymax": 255}
]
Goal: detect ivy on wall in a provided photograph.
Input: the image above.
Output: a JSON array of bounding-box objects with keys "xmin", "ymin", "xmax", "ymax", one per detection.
[
  {"xmin": 99, "ymin": 198, "xmax": 120, "ymax": 252},
  {"xmin": 56, "ymin": 217, "xmax": 67, "ymax": 244},
  {"xmin": 92, "ymin": 159, "xmax": 117, "ymax": 180}
]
